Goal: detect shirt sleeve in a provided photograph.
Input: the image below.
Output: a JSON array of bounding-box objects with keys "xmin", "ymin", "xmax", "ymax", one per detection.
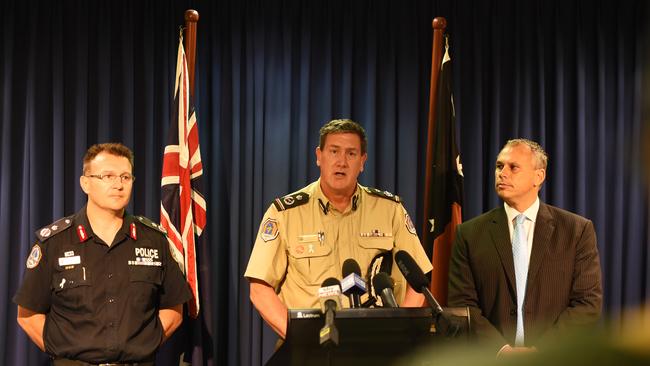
[
  {"xmin": 244, "ymin": 205, "xmax": 288, "ymax": 289},
  {"xmin": 159, "ymin": 236, "xmax": 193, "ymax": 309},
  {"xmin": 393, "ymin": 204, "xmax": 433, "ymax": 275},
  {"xmin": 13, "ymin": 242, "xmax": 53, "ymax": 313}
]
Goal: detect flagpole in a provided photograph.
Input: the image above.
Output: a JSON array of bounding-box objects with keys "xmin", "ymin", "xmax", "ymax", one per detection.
[
  {"xmin": 184, "ymin": 9, "xmax": 199, "ymax": 98},
  {"xmin": 422, "ymin": 17, "xmax": 447, "ymax": 242}
]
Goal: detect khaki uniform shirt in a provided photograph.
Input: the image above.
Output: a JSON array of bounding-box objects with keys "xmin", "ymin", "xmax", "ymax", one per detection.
[{"xmin": 244, "ymin": 179, "xmax": 432, "ymax": 309}]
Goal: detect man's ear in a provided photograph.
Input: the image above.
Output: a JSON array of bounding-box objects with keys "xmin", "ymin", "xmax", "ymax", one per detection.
[
  {"xmin": 534, "ymin": 168, "xmax": 546, "ymax": 187},
  {"xmin": 315, "ymin": 146, "xmax": 321, "ymax": 166},
  {"xmin": 360, "ymin": 153, "xmax": 368, "ymax": 172},
  {"xmin": 80, "ymin": 175, "xmax": 90, "ymax": 194}
]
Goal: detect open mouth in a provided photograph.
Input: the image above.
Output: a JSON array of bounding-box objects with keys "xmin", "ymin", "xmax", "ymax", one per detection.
[{"xmin": 334, "ymin": 172, "xmax": 346, "ymax": 177}]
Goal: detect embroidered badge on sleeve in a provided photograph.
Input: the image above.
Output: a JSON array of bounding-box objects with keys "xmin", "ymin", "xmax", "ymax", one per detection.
[
  {"xmin": 26, "ymin": 244, "xmax": 42, "ymax": 269},
  {"xmin": 260, "ymin": 218, "xmax": 280, "ymax": 242}
]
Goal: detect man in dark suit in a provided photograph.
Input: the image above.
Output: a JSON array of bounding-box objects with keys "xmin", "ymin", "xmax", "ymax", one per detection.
[{"xmin": 448, "ymin": 139, "xmax": 602, "ymax": 355}]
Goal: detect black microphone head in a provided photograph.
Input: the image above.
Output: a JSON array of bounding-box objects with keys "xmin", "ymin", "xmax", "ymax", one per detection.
[
  {"xmin": 321, "ymin": 277, "xmax": 341, "ymax": 288},
  {"xmin": 342, "ymin": 258, "xmax": 361, "ymax": 277},
  {"xmin": 395, "ymin": 250, "xmax": 429, "ymax": 292},
  {"xmin": 371, "ymin": 272, "xmax": 394, "ymax": 293}
]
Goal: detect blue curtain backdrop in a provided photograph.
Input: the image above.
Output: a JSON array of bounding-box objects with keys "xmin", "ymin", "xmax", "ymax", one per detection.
[{"xmin": 1, "ymin": 0, "xmax": 648, "ymax": 365}]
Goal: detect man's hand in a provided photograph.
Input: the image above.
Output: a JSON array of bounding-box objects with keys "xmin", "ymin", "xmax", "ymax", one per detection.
[{"xmin": 401, "ymin": 284, "xmax": 425, "ymax": 307}]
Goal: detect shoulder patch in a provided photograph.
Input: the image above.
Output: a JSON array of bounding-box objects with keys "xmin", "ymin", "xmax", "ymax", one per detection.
[
  {"xmin": 260, "ymin": 218, "xmax": 280, "ymax": 242},
  {"xmin": 273, "ymin": 192, "xmax": 310, "ymax": 211},
  {"xmin": 135, "ymin": 216, "xmax": 167, "ymax": 235},
  {"xmin": 26, "ymin": 243, "xmax": 42, "ymax": 269},
  {"xmin": 363, "ymin": 187, "xmax": 401, "ymax": 203},
  {"xmin": 35, "ymin": 216, "xmax": 74, "ymax": 242}
]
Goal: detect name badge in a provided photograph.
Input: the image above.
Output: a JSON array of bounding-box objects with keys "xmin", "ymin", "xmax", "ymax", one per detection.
[{"xmin": 58, "ymin": 255, "xmax": 81, "ymax": 266}]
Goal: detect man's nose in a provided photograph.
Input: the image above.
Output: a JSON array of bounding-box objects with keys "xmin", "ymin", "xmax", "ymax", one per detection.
[
  {"xmin": 336, "ymin": 155, "xmax": 348, "ymax": 166},
  {"xmin": 111, "ymin": 179, "xmax": 125, "ymax": 189}
]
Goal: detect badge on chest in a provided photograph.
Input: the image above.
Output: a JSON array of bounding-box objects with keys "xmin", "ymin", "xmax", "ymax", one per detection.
[
  {"xmin": 58, "ymin": 250, "xmax": 81, "ymax": 267},
  {"xmin": 128, "ymin": 247, "xmax": 162, "ymax": 267}
]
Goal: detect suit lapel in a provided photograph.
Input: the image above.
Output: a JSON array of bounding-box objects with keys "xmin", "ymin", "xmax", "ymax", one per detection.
[
  {"xmin": 526, "ymin": 202, "xmax": 555, "ymax": 290},
  {"xmin": 488, "ymin": 208, "xmax": 517, "ymax": 298}
]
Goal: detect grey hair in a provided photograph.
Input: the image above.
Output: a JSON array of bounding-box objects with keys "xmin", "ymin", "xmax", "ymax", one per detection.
[{"xmin": 502, "ymin": 139, "xmax": 548, "ymax": 169}]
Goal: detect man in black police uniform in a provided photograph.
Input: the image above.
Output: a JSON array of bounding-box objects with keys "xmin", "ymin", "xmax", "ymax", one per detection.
[{"xmin": 14, "ymin": 143, "xmax": 191, "ymax": 365}]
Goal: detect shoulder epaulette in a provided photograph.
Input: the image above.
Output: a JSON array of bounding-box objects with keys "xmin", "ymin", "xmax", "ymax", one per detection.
[
  {"xmin": 363, "ymin": 187, "xmax": 401, "ymax": 203},
  {"xmin": 273, "ymin": 192, "xmax": 310, "ymax": 211},
  {"xmin": 35, "ymin": 215, "xmax": 74, "ymax": 242},
  {"xmin": 135, "ymin": 216, "xmax": 167, "ymax": 235}
]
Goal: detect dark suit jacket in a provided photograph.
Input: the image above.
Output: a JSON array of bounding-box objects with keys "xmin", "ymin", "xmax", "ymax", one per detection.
[{"xmin": 448, "ymin": 202, "xmax": 602, "ymax": 349}]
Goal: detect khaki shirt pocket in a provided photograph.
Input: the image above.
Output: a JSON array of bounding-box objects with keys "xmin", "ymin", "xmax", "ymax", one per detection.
[
  {"xmin": 358, "ymin": 237, "xmax": 394, "ymax": 251},
  {"xmin": 358, "ymin": 237, "xmax": 394, "ymax": 273},
  {"xmin": 287, "ymin": 239, "xmax": 333, "ymax": 286},
  {"xmin": 357, "ymin": 237, "xmax": 404, "ymax": 302}
]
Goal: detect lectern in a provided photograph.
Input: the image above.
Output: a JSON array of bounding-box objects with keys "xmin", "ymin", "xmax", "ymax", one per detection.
[{"xmin": 266, "ymin": 307, "xmax": 435, "ymax": 366}]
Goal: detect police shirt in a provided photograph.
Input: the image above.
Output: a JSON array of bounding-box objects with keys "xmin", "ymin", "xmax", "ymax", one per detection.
[
  {"xmin": 13, "ymin": 206, "xmax": 192, "ymax": 363},
  {"xmin": 244, "ymin": 179, "xmax": 433, "ymax": 309}
]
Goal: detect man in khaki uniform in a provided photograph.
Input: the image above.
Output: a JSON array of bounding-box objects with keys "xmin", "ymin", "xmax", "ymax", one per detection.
[{"xmin": 245, "ymin": 119, "xmax": 432, "ymax": 338}]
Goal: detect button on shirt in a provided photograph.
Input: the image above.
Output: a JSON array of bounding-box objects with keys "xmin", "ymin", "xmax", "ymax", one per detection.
[
  {"xmin": 504, "ymin": 197, "xmax": 540, "ymax": 266},
  {"xmin": 13, "ymin": 206, "xmax": 191, "ymax": 363}
]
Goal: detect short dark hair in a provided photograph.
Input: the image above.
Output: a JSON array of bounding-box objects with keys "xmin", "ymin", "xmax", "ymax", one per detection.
[
  {"xmin": 82, "ymin": 143, "xmax": 134, "ymax": 174},
  {"xmin": 319, "ymin": 119, "xmax": 368, "ymax": 154}
]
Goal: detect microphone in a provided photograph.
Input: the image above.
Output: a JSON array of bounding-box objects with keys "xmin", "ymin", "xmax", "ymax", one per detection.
[
  {"xmin": 395, "ymin": 250, "xmax": 443, "ymax": 315},
  {"xmin": 372, "ymin": 272, "xmax": 399, "ymax": 308},
  {"xmin": 318, "ymin": 277, "xmax": 342, "ymax": 347},
  {"xmin": 395, "ymin": 251, "xmax": 465, "ymax": 338},
  {"xmin": 341, "ymin": 259, "xmax": 366, "ymax": 308}
]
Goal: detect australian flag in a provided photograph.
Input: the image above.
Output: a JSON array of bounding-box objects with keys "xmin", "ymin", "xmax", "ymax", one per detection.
[{"xmin": 422, "ymin": 42, "xmax": 463, "ymax": 306}]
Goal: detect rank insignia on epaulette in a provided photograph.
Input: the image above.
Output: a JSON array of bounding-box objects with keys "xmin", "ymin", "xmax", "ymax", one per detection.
[
  {"xmin": 364, "ymin": 187, "xmax": 401, "ymax": 203},
  {"xmin": 136, "ymin": 216, "xmax": 167, "ymax": 234},
  {"xmin": 273, "ymin": 192, "xmax": 310, "ymax": 211},
  {"xmin": 35, "ymin": 216, "xmax": 74, "ymax": 242}
]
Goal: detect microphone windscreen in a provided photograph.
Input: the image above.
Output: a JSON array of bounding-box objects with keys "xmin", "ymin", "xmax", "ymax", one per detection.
[
  {"xmin": 342, "ymin": 258, "xmax": 361, "ymax": 277},
  {"xmin": 319, "ymin": 277, "xmax": 342, "ymax": 311},
  {"xmin": 395, "ymin": 250, "xmax": 429, "ymax": 291},
  {"xmin": 321, "ymin": 277, "xmax": 341, "ymax": 288},
  {"xmin": 371, "ymin": 272, "xmax": 394, "ymax": 293}
]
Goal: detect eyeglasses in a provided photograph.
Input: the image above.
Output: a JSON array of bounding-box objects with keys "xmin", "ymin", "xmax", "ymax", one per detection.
[{"xmin": 85, "ymin": 173, "xmax": 136, "ymax": 184}]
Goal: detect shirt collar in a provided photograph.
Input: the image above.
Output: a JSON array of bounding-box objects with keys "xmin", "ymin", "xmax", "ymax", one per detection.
[
  {"xmin": 74, "ymin": 205, "xmax": 133, "ymax": 243},
  {"xmin": 504, "ymin": 196, "xmax": 540, "ymax": 224},
  {"xmin": 315, "ymin": 178, "xmax": 361, "ymax": 215}
]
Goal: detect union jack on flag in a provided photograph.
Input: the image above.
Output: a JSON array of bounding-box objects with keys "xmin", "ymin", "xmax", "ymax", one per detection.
[{"xmin": 160, "ymin": 37, "xmax": 207, "ymax": 318}]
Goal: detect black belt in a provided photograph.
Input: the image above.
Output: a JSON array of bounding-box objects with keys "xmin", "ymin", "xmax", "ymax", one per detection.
[{"xmin": 52, "ymin": 359, "xmax": 154, "ymax": 366}]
